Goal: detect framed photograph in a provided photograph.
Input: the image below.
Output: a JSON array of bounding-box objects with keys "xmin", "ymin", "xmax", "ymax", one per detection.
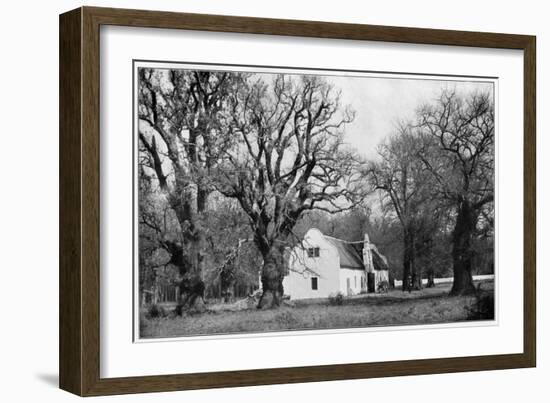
[{"xmin": 59, "ymin": 6, "xmax": 536, "ymax": 396}]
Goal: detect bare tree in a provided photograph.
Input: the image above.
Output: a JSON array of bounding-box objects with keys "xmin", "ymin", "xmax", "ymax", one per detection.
[
  {"xmin": 201, "ymin": 197, "xmax": 261, "ymax": 301},
  {"xmin": 215, "ymin": 74, "xmax": 362, "ymax": 308},
  {"xmin": 413, "ymin": 197, "xmax": 454, "ymax": 288},
  {"xmin": 138, "ymin": 68, "xmax": 244, "ymax": 311},
  {"xmin": 417, "ymin": 89, "xmax": 494, "ymax": 295},
  {"xmin": 137, "ymin": 166, "xmax": 182, "ymax": 305},
  {"xmin": 365, "ymin": 126, "xmax": 435, "ymax": 291}
]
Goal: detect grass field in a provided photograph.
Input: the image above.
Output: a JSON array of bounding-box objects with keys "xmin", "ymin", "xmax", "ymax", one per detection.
[{"xmin": 140, "ymin": 281, "xmax": 494, "ymax": 339}]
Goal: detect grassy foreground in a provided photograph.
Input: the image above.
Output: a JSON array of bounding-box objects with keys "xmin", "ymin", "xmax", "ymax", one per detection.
[{"xmin": 140, "ymin": 281, "xmax": 494, "ymax": 339}]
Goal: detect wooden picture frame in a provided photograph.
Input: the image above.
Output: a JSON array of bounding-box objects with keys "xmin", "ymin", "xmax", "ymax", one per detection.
[{"xmin": 59, "ymin": 6, "xmax": 536, "ymax": 396}]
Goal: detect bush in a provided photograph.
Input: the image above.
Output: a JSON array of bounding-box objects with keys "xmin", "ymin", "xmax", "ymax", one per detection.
[
  {"xmin": 147, "ymin": 303, "xmax": 167, "ymax": 319},
  {"xmin": 466, "ymin": 293, "xmax": 495, "ymax": 320},
  {"xmin": 328, "ymin": 292, "xmax": 345, "ymax": 306},
  {"xmin": 377, "ymin": 280, "xmax": 389, "ymax": 293}
]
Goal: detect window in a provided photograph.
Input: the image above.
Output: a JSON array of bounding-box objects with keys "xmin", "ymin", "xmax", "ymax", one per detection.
[
  {"xmin": 307, "ymin": 247, "xmax": 320, "ymax": 257},
  {"xmin": 311, "ymin": 277, "xmax": 318, "ymax": 290}
]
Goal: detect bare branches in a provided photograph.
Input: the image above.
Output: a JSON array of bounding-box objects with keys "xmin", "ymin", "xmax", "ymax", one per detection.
[
  {"xmin": 361, "ymin": 88, "xmax": 494, "ymax": 293},
  {"xmin": 416, "ymin": 89, "xmax": 494, "ymax": 208},
  {"xmin": 363, "ymin": 125, "xmax": 434, "ymax": 229},
  {"xmin": 213, "ymin": 73, "xmax": 360, "ymax": 265}
]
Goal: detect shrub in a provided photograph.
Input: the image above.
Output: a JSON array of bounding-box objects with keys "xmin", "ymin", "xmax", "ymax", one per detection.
[
  {"xmin": 147, "ymin": 303, "xmax": 166, "ymax": 319},
  {"xmin": 328, "ymin": 292, "xmax": 345, "ymax": 306},
  {"xmin": 377, "ymin": 280, "xmax": 389, "ymax": 293},
  {"xmin": 466, "ymin": 293, "xmax": 495, "ymax": 320}
]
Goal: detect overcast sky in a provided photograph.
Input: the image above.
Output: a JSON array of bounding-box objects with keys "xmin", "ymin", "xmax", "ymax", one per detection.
[
  {"xmin": 141, "ymin": 67, "xmax": 494, "ymax": 184},
  {"xmin": 323, "ymin": 75, "xmax": 494, "ymax": 160},
  {"xmin": 149, "ymin": 65, "xmax": 494, "ymax": 161}
]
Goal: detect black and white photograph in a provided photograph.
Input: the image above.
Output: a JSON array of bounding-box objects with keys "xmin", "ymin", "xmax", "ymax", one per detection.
[
  {"xmin": 0, "ymin": 0, "xmax": 542, "ymax": 400},
  {"xmin": 135, "ymin": 63, "xmax": 495, "ymax": 339}
]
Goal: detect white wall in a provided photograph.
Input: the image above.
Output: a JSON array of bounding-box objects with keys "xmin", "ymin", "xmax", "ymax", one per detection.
[
  {"xmin": 339, "ymin": 268, "xmax": 365, "ymax": 295},
  {"xmin": 0, "ymin": 1, "xmax": 546, "ymax": 402},
  {"xmin": 284, "ymin": 229, "xmax": 341, "ymax": 299}
]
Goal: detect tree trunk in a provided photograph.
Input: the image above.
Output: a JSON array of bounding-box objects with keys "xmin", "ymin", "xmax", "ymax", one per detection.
[
  {"xmin": 450, "ymin": 200, "xmax": 477, "ymax": 296},
  {"xmin": 426, "ymin": 270, "xmax": 435, "ymax": 288},
  {"xmin": 178, "ymin": 279, "xmax": 206, "ymax": 313},
  {"xmin": 257, "ymin": 246, "xmax": 285, "ymax": 309},
  {"xmin": 388, "ymin": 271, "xmax": 395, "ymax": 289},
  {"xmin": 166, "ymin": 240, "xmax": 206, "ymax": 314},
  {"xmin": 402, "ymin": 227, "xmax": 415, "ymax": 292},
  {"xmin": 410, "ymin": 238, "xmax": 422, "ymax": 291},
  {"xmin": 220, "ymin": 267, "xmax": 235, "ymax": 303},
  {"xmin": 411, "ymin": 269, "xmax": 422, "ymax": 290},
  {"xmin": 176, "ymin": 263, "xmax": 206, "ymax": 313},
  {"xmin": 169, "ymin": 180, "xmax": 208, "ymax": 313}
]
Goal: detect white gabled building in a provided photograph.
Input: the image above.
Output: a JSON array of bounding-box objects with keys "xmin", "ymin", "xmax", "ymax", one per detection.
[{"xmin": 283, "ymin": 228, "xmax": 389, "ymax": 300}]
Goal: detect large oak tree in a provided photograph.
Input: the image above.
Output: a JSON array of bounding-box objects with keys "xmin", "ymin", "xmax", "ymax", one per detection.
[
  {"xmin": 365, "ymin": 127, "xmax": 435, "ymax": 291},
  {"xmin": 417, "ymin": 90, "xmax": 494, "ymax": 295},
  {"xmin": 138, "ymin": 68, "xmax": 244, "ymax": 310},
  {"xmin": 216, "ymin": 74, "xmax": 362, "ymax": 308}
]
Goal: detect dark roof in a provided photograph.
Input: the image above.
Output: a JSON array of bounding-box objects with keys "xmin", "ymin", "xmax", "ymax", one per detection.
[
  {"xmin": 325, "ymin": 237, "xmax": 365, "ymax": 271},
  {"xmin": 371, "ymin": 246, "xmax": 389, "ymax": 271},
  {"xmin": 324, "ymin": 234, "xmax": 389, "ymax": 272}
]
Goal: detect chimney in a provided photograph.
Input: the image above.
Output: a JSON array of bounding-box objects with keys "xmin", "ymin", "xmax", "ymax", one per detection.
[{"xmin": 363, "ymin": 233, "xmax": 373, "ymax": 273}]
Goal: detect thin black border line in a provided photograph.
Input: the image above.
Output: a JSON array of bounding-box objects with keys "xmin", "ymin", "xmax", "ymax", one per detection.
[
  {"xmin": 130, "ymin": 58, "xmax": 498, "ymax": 343},
  {"xmin": 134, "ymin": 58, "xmax": 499, "ymax": 81},
  {"xmin": 131, "ymin": 60, "xmax": 136, "ymax": 342}
]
